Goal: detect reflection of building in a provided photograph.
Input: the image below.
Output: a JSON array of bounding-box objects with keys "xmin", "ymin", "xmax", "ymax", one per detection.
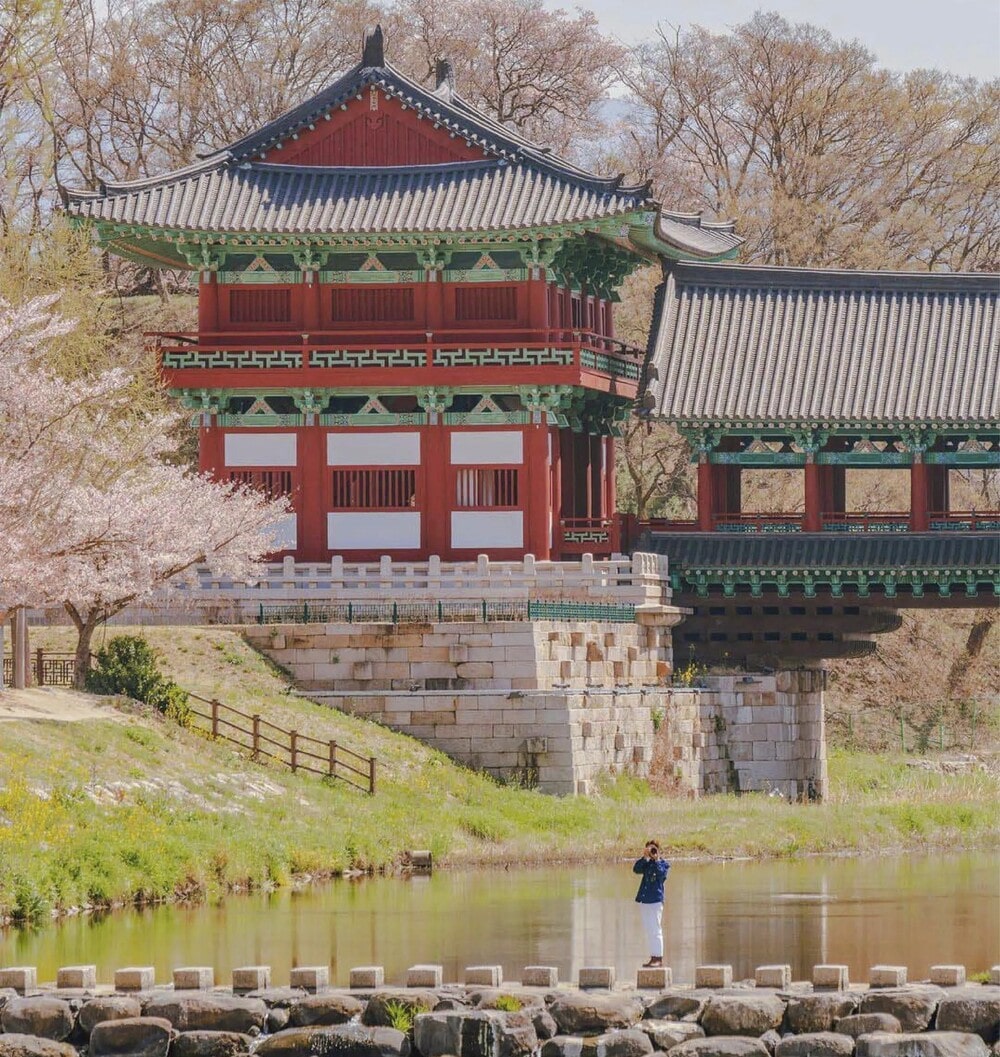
[{"xmin": 64, "ymin": 28, "xmax": 737, "ymax": 563}]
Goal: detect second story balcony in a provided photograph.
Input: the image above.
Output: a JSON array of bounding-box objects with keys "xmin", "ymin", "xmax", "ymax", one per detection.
[{"xmin": 153, "ymin": 327, "xmax": 644, "ymax": 398}]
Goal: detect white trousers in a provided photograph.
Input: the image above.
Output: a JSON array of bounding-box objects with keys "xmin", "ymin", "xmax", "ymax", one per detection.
[{"xmin": 639, "ymin": 901, "xmax": 664, "ymax": 957}]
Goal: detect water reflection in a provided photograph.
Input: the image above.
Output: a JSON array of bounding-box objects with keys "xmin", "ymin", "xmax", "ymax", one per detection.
[{"xmin": 2, "ymin": 853, "xmax": 996, "ymax": 984}]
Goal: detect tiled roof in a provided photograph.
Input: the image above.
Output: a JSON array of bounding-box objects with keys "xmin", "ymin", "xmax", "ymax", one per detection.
[
  {"xmin": 644, "ymin": 532, "xmax": 1000, "ymax": 572},
  {"xmin": 649, "ymin": 263, "xmax": 1000, "ymax": 427},
  {"xmin": 66, "ymin": 160, "xmax": 644, "ymax": 235},
  {"xmin": 62, "ymin": 53, "xmax": 741, "ymax": 261}
]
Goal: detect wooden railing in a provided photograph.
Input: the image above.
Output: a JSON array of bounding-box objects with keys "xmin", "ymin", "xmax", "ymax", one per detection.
[
  {"xmin": 634, "ymin": 510, "xmax": 1000, "ymax": 536},
  {"xmin": 185, "ymin": 692, "xmax": 376, "ymax": 794},
  {"xmin": 820, "ymin": 512, "xmax": 910, "ymax": 533}
]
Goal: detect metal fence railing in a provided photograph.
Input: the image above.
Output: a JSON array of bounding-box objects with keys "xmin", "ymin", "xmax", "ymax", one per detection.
[
  {"xmin": 254, "ymin": 599, "xmax": 638, "ymax": 625},
  {"xmin": 2, "ymin": 650, "xmax": 76, "ymax": 687}
]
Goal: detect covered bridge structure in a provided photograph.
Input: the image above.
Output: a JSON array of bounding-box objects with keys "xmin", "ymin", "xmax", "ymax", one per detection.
[{"xmin": 640, "ymin": 262, "xmax": 999, "ymax": 664}]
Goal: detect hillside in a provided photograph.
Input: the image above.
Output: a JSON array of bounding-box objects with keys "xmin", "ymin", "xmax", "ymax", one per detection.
[
  {"xmin": 1, "ymin": 625, "xmax": 996, "ymax": 926},
  {"xmin": 825, "ymin": 608, "xmax": 999, "ymax": 753}
]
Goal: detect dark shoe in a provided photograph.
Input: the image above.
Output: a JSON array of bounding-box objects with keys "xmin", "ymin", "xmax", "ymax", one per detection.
[{"xmin": 642, "ymin": 957, "xmax": 663, "ymax": 968}]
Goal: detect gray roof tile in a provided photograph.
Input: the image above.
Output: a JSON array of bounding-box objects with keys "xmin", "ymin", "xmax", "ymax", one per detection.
[
  {"xmin": 649, "ymin": 263, "xmax": 1000, "ymax": 426},
  {"xmin": 645, "ymin": 532, "xmax": 1000, "ymax": 572}
]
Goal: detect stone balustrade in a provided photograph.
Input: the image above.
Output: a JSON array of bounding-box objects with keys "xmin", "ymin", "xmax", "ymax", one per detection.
[
  {"xmin": 177, "ymin": 552, "xmax": 673, "ymax": 608},
  {"xmin": 1, "ymin": 960, "xmax": 997, "ymax": 1057}
]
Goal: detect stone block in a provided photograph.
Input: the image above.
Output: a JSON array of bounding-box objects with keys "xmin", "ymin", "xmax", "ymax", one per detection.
[
  {"xmin": 232, "ymin": 966, "xmax": 271, "ymax": 994},
  {"xmin": 56, "ymin": 965, "xmax": 97, "ymax": 989},
  {"xmin": 929, "ymin": 965, "xmax": 965, "ymax": 986},
  {"xmin": 870, "ymin": 966, "xmax": 907, "ymax": 988},
  {"xmin": 755, "ymin": 965, "xmax": 791, "ymax": 989},
  {"xmin": 448, "ymin": 645, "xmax": 469, "ymax": 663},
  {"xmin": 456, "ymin": 663, "xmax": 493, "ymax": 679},
  {"xmin": 813, "ymin": 964, "xmax": 849, "ymax": 990},
  {"xmin": 578, "ymin": 966, "xmax": 615, "ymax": 989},
  {"xmin": 289, "ymin": 966, "xmax": 329, "ymax": 992},
  {"xmin": 115, "ymin": 966, "xmax": 155, "ymax": 991},
  {"xmin": 522, "ymin": 966, "xmax": 558, "ymax": 988},
  {"xmin": 349, "ymin": 966, "xmax": 384, "ymax": 989},
  {"xmin": 464, "ymin": 966, "xmax": 502, "ymax": 987},
  {"xmin": 172, "ymin": 967, "xmax": 213, "ymax": 991},
  {"xmin": 0, "ymin": 967, "xmax": 37, "ymax": 993},
  {"xmin": 695, "ymin": 965, "xmax": 733, "ymax": 988},
  {"xmin": 636, "ymin": 966, "xmax": 672, "ymax": 989},
  {"xmin": 406, "ymin": 965, "xmax": 443, "ymax": 988},
  {"xmin": 991, "ymin": 966, "xmax": 1000, "ymax": 986}
]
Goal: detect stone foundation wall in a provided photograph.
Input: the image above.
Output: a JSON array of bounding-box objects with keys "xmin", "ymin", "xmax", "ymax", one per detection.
[
  {"xmin": 243, "ymin": 620, "xmax": 675, "ymax": 694},
  {"xmin": 243, "ymin": 623, "xmax": 825, "ymax": 798},
  {"xmin": 657, "ymin": 670, "xmax": 828, "ymax": 800}
]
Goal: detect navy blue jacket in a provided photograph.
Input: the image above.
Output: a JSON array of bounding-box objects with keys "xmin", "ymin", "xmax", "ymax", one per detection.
[{"xmin": 633, "ymin": 856, "xmax": 669, "ymax": 903}]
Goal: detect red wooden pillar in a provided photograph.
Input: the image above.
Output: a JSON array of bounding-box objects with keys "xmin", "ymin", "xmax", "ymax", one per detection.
[
  {"xmin": 423, "ymin": 424, "xmax": 449, "ymax": 558},
  {"xmin": 605, "ymin": 436, "xmax": 619, "ymax": 551},
  {"xmin": 589, "ymin": 434, "xmax": 603, "ymax": 518},
  {"xmin": 199, "ymin": 274, "xmax": 219, "ymax": 333},
  {"xmin": 198, "ymin": 420, "xmax": 224, "ymax": 478},
  {"xmin": 528, "ymin": 272, "xmax": 548, "ymax": 330},
  {"xmin": 560, "ymin": 429, "xmax": 576, "ymax": 517},
  {"xmin": 298, "ymin": 425, "xmax": 325, "ymax": 560},
  {"xmin": 524, "ymin": 424, "xmax": 551, "ymax": 559},
  {"xmin": 302, "ymin": 272, "xmax": 321, "ymax": 332},
  {"xmin": 550, "ymin": 427, "xmax": 563, "ymax": 555},
  {"xmin": 425, "ymin": 270, "xmax": 443, "ymax": 333},
  {"xmin": 803, "ymin": 458, "xmax": 823, "ymax": 532},
  {"xmin": 697, "ymin": 457, "xmax": 715, "ymax": 531},
  {"xmin": 910, "ymin": 457, "xmax": 930, "ymax": 531}
]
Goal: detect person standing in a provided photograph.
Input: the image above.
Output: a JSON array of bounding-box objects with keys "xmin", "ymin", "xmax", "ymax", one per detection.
[{"xmin": 633, "ymin": 840, "xmax": 669, "ymax": 968}]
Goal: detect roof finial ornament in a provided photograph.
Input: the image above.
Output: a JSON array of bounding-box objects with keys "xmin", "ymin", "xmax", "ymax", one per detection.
[
  {"xmin": 434, "ymin": 58, "xmax": 455, "ymax": 99},
  {"xmin": 362, "ymin": 25, "xmax": 385, "ymax": 67}
]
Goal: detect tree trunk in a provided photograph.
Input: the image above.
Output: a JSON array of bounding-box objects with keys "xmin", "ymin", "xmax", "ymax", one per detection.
[
  {"xmin": 73, "ymin": 617, "xmax": 101, "ymax": 691},
  {"xmin": 66, "ymin": 604, "xmax": 102, "ymax": 691}
]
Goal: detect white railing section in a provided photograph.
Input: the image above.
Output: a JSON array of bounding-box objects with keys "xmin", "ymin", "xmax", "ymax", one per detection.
[{"xmin": 175, "ymin": 553, "xmax": 672, "ymax": 609}]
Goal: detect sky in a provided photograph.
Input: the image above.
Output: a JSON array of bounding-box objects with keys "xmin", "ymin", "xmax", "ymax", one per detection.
[{"xmin": 563, "ymin": 0, "xmax": 1000, "ymax": 81}]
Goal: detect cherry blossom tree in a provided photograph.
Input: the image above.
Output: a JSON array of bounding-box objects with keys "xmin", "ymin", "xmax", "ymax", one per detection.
[{"xmin": 0, "ymin": 295, "xmax": 289, "ymax": 689}]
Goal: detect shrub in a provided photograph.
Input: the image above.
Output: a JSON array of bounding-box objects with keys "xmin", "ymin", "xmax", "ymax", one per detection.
[{"xmin": 86, "ymin": 636, "xmax": 190, "ymax": 724}]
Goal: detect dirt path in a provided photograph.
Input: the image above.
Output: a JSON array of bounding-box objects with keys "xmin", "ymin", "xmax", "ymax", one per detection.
[{"xmin": 0, "ymin": 687, "xmax": 123, "ymax": 722}]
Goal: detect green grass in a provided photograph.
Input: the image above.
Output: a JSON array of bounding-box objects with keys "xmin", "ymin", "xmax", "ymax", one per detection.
[{"xmin": 1, "ymin": 626, "xmax": 996, "ymax": 925}]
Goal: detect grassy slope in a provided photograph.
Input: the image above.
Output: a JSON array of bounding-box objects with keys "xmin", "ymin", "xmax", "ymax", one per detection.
[{"xmin": 2, "ymin": 625, "xmax": 996, "ymax": 923}]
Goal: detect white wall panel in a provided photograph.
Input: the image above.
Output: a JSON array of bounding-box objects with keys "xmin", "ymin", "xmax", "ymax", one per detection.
[
  {"xmin": 328, "ymin": 512, "xmax": 421, "ymax": 550},
  {"xmin": 269, "ymin": 514, "xmax": 298, "ymax": 551},
  {"xmin": 224, "ymin": 432, "xmax": 297, "ymax": 467},
  {"xmin": 451, "ymin": 511, "xmax": 523, "ymax": 549},
  {"xmin": 450, "ymin": 430, "xmax": 523, "ymax": 465},
  {"xmin": 327, "ymin": 432, "xmax": 420, "ymax": 466}
]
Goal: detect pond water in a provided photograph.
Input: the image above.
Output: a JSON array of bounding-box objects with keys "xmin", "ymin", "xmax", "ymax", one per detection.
[{"xmin": 2, "ymin": 852, "xmax": 997, "ymax": 985}]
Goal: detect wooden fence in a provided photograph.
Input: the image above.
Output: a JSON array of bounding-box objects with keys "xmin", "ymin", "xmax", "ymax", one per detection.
[{"xmin": 185, "ymin": 691, "xmax": 376, "ymax": 794}]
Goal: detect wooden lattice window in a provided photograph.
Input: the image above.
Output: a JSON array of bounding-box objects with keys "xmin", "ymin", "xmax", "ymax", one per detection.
[
  {"xmin": 331, "ymin": 468, "xmax": 416, "ymax": 509},
  {"xmin": 331, "ymin": 287, "xmax": 415, "ymax": 322},
  {"xmin": 455, "ymin": 468, "xmax": 519, "ymax": 508},
  {"xmin": 454, "ymin": 286, "xmax": 518, "ymax": 321},
  {"xmin": 229, "ymin": 288, "xmax": 292, "ymax": 323},
  {"xmin": 228, "ymin": 470, "xmax": 295, "ymax": 499}
]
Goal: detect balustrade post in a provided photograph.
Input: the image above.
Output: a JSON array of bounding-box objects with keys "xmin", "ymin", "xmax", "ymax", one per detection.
[
  {"xmin": 36, "ymin": 647, "xmax": 44, "ymax": 687},
  {"xmin": 368, "ymin": 757, "xmax": 377, "ymax": 796},
  {"xmin": 252, "ymin": 714, "xmax": 261, "ymax": 757},
  {"xmin": 328, "ymin": 740, "xmax": 337, "ymax": 777},
  {"xmin": 211, "ymin": 700, "xmax": 220, "ymax": 737},
  {"xmin": 290, "ymin": 730, "xmax": 298, "ymax": 772}
]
